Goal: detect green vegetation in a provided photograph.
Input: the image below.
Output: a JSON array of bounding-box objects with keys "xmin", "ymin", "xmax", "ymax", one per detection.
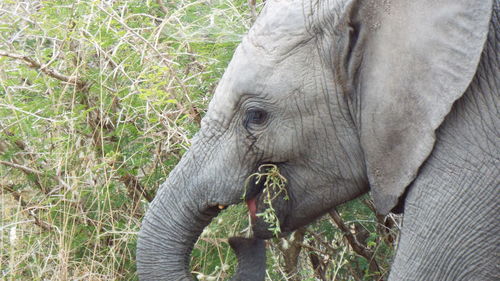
[
  {"xmin": 246, "ymin": 164, "xmax": 289, "ymax": 237},
  {"xmin": 0, "ymin": 1, "xmax": 398, "ymax": 280}
]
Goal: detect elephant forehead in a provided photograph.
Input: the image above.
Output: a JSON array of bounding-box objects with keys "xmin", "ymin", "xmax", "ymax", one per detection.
[
  {"xmin": 247, "ymin": 0, "xmax": 313, "ymax": 57},
  {"xmin": 205, "ymin": 39, "xmax": 308, "ymax": 129},
  {"xmin": 204, "ymin": 0, "xmax": 316, "ymax": 128},
  {"xmin": 204, "ymin": 43, "xmax": 272, "ymax": 128}
]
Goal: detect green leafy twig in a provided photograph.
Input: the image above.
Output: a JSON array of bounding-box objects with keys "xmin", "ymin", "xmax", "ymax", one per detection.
[{"xmin": 245, "ymin": 164, "xmax": 288, "ymax": 237}]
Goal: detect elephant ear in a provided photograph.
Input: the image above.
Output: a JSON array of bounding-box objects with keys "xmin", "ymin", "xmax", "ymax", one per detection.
[{"xmin": 355, "ymin": 0, "xmax": 493, "ymax": 214}]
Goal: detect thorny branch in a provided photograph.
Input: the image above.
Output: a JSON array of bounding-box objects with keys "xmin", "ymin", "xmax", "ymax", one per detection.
[
  {"xmin": 297, "ymin": 241, "xmax": 331, "ymax": 257},
  {"xmin": 0, "ymin": 50, "xmax": 86, "ymax": 88},
  {"xmin": 363, "ymin": 199, "xmax": 400, "ymax": 245},
  {"xmin": 120, "ymin": 174, "xmax": 153, "ymax": 203},
  {"xmin": 306, "ymin": 228, "xmax": 340, "ymax": 254},
  {"xmin": 248, "ymin": 0, "xmax": 257, "ymax": 20},
  {"xmin": 0, "ymin": 160, "xmax": 71, "ymax": 191},
  {"xmin": 277, "ymin": 227, "xmax": 306, "ymax": 281},
  {"xmin": 0, "ymin": 156, "xmax": 96, "ymax": 228},
  {"xmin": 1, "ymin": 184, "xmax": 53, "ymax": 231},
  {"xmin": 329, "ymin": 209, "xmax": 381, "ymax": 274},
  {"xmin": 156, "ymin": 0, "xmax": 169, "ymax": 15}
]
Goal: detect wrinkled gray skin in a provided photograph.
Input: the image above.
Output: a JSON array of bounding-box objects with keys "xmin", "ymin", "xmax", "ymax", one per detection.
[
  {"xmin": 137, "ymin": 0, "xmax": 499, "ymax": 280},
  {"xmin": 228, "ymin": 237, "xmax": 266, "ymax": 281}
]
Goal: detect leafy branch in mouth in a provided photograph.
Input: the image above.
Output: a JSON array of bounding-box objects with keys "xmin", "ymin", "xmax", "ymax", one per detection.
[{"xmin": 245, "ymin": 164, "xmax": 288, "ymax": 237}]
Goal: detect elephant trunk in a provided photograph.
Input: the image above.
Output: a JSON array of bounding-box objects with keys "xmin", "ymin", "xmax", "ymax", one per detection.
[
  {"xmin": 228, "ymin": 237, "xmax": 267, "ymax": 281},
  {"xmin": 137, "ymin": 125, "xmax": 261, "ymax": 280},
  {"xmin": 137, "ymin": 151, "xmax": 220, "ymax": 280}
]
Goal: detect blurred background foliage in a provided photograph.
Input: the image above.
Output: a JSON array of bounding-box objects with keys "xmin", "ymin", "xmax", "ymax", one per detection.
[{"xmin": 0, "ymin": 0, "xmax": 399, "ymax": 280}]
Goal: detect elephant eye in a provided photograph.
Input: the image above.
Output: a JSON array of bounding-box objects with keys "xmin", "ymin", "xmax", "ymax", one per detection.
[{"xmin": 244, "ymin": 108, "xmax": 268, "ymax": 127}]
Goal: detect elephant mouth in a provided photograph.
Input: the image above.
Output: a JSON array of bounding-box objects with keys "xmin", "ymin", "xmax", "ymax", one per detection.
[
  {"xmin": 246, "ymin": 197, "xmax": 258, "ymax": 220},
  {"xmin": 242, "ymin": 163, "xmax": 289, "ymax": 237},
  {"xmin": 243, "ymin": 172, "xmax": 266, "ymax": 221}
]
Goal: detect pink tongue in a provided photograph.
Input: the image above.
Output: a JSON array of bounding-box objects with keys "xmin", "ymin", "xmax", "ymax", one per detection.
[{"xmin": 246, "ymin": 198, "xmax": 257, "ymax": 221}]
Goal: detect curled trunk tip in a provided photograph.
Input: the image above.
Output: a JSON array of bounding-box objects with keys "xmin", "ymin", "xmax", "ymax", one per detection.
[{"xmin": 228, "ymin": 237, "xmax": 266, "ymax": 281}]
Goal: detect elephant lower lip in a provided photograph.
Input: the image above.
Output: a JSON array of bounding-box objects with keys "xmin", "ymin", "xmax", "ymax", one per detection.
[{"xmin": 246, "ymin": 197, "xmax": 258, "ymax": 221}]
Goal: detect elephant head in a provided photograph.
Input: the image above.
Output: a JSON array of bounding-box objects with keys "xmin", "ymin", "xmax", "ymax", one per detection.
[{"xmin": 137, "ymin": 0, "xmax": 493, "ymax": 279}]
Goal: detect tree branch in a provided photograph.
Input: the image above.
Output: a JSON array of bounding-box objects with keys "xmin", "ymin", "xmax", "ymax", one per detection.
[
  {"xmin": 156, "ymin": 0, "xmax": 169, "ymax": 15},
  {"xmin": 0, "ymin": 50, "xmax": 86, "ymax": 88},
  {"xmin": 306, "ymin": 229, "xmax": 340, "ymax": 254},
  {"xmin": 248, "ymin": 0, "xmax": 257, "ymax": 20},
  {"xmin": 2, "ymin": 184, "xmax": 53, "ymax": 231},
  {"xmin": 363, "ymin": 199, "xmax": 399, "ymax": 245},
  {"xmin": 328, "ymin": 209, "xmax": 380, "ymax": 274},
  {"xmin": 120, "ymin": 174, "xmax": 153, "ymax": 203},
  {"xmin": 0, "ymin": 160, "xmax": 71, "ymax": 191},
  {"xmin": 277, "ymin": 227, "xmax": 306, "ymax": 281},
  {"xmin": 0, "ymin": 160, "xmax": 41, "ymax": 175}
]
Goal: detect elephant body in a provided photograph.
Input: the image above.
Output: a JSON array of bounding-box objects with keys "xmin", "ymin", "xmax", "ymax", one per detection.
[
  {"xmin": 390, "ymin": 7, "xmax": 499, "ymax": 279},
  {"xmin": 137, "ymin": 0, "xmax": 499, "ymax": 280}
]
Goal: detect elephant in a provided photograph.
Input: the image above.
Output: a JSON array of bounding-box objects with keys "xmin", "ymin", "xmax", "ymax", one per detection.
[{"xmin": 137, "ymin": 0, "xmax": 499, "ymax": 280}]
